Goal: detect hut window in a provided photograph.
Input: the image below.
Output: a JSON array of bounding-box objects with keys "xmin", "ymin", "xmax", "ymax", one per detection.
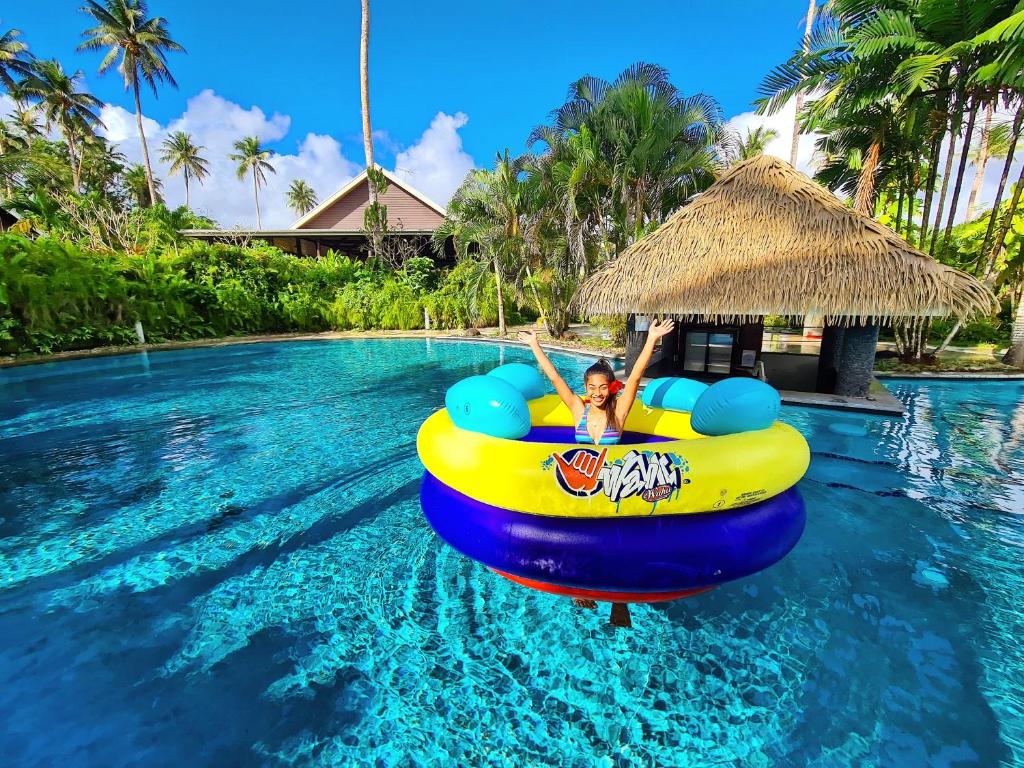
[{"xmin": 683, "ymin": 330, "xmax": 736, "ymax": 374}]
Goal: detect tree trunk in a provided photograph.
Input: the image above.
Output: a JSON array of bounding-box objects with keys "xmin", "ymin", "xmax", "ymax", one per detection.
[
  {"xmin": 790, "ymin": 0, "xmax": 816, "ymax": 166},
  {"xmin": 853, "ymin": 139, "xmax": 882, "ymax": 215},
  {"xmin": 360, "ymin": 0, "xmax": 374, "ymax": 175},
  {"xmin": 985, "ymin": 160, "xmax": 1024, "ymax": 281},
  {"xmin": 834, "ymin": 322, "xmax": 879, "ymax": 397},
  {"xmin": 65, "ymin": 123, "xmax": 80, "ymax": 192},
  {"xmin": 918, "ymin": 120, "xmax": 945, "ymax": 249},
  {"xmin": 981, "ymin": 109, "xmax": 1024, "ymax": 275},
  {"xmin": 133, "ymin": 74, "xmax": 157, "ymax": 207},
  {"xmin": 523, "ymin": 264, "xmax": 545, "ymax": 317},
  {"xmin": 253, "ymin": 169, "xmax": 261, "ymax": 228},
  {"xmin": 965, "ymin": 101, "xmax": 994, "ymax": 221},
  {"xmin": 939, "ymin": 99, "xmax": 979, "ymax": 256},
  {"xmin": 184, "ymin": 172, "xmax": 190, "ymax": 209},
  {"xmin": 895, "ymin": 183, "xmax": 905, "ymax": 235},
  {"xmin": 493, "ymin": 257, "xmax": 506, "ymax": 335},
  {"xmin": 1004, "ymin": 290, "xmax": 1024, "ymax": 367},
  {"xmin": 928, "ymin": 117, "xmax": 959, "ymax": 255}
]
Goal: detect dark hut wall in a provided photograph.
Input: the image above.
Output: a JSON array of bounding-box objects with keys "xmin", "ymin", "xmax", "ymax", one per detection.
[{"xmin": 625, "ymin": 315, "xmax": 764, "ymax": 380}]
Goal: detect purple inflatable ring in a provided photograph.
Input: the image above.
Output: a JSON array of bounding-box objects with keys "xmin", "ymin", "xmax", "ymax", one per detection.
[{"xmin": 421, "ymin": 471, "xmax": 806, "ymax": 594}]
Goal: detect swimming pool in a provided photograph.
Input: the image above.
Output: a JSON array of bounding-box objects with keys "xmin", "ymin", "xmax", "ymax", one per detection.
[{"xmin": 0, "ymin": 340, "xmax": 1021, "ymax": 767}]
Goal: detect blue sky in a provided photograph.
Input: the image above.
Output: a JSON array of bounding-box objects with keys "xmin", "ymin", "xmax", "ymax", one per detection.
[{"xmin": 6, "ymin": 1, "xmax": 816, "ymax": 226}]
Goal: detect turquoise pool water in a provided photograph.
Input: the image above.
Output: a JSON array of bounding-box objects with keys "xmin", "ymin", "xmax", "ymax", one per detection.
[{"xmin": 0, "ymin": 340, "xmax": 1022, "ymax": 767}]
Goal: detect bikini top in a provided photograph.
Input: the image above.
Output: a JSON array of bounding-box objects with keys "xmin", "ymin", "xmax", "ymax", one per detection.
[{"xmin": 574, "ymin": 403, "xmax": 622, "ymax": 445}]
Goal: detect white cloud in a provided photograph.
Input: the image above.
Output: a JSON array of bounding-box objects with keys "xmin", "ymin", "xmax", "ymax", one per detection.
[
  {"xmin": 87, "ymin": 92, "xmax": 476, "ymax": 227},
  {"xmin": 725, "ymin": 99, "xmax": 1024, "ymax": 226},
  {"xmin": 393, "ymin": 111, "xmax": 475, "ymax": 206},
  {"xmin": 726, "ymin": 98, "xmax": 823, "ymax": 177},
  {"xmin": 0, "ymin": 93, "xmax": 15, "ymax": 118},
  {"xmin": 96, "ymin": 89, "xmax": 360, "ymax": 228}
]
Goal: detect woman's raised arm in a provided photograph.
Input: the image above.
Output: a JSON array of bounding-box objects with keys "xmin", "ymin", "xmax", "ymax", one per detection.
[{"xmin": 519, "ymin": 330, "xmax": 584, "ymax": 418}]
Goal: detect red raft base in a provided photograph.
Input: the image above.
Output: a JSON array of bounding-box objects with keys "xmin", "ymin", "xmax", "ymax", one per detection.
[{"xmin": 492, "ymin": 569, "xmax": 714, "ymax": 603}]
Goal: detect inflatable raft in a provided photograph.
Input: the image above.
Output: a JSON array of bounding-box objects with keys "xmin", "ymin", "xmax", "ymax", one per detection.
[{"xmin": 417, "ymin": 366, "xmax": 810, "ymax": 603}]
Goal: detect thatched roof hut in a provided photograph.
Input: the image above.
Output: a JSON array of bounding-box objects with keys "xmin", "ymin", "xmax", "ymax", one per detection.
[{"xmin": 575, "ymin": 155, "xmax": 994, "ymax": 324}]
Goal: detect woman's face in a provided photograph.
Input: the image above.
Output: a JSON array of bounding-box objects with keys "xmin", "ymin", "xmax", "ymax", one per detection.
[{"xmin": 585, "ymin": 374, "xmax": 613, "ymax": 407}]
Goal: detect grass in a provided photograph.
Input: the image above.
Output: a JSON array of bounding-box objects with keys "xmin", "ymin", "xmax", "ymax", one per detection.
[{"xmin": 874, "ymin": 356, "xmax": 1024, "ymax": 374}]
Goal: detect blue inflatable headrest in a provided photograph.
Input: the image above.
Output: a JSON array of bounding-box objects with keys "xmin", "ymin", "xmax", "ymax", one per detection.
[
  {"xmin": 641, "ymin": 377, "xmax": 709, "ymax": 412},
  {"xmin": 690, "ymin": 378, "xmax": 781, "ymax": 436},
  {"xmin": 487, "ymin": 363, "xmax": 545, "ymax": 400},
  {"xmin": 445, "ymin": 375, "xmax": 531, "ymax": 439}
]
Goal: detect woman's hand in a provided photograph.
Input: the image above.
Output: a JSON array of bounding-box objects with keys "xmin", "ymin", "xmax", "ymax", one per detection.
[
  {"xmin": 518, "ymin": 329, "xmax": 541, "ymax": 348},
  {"xmin": 647, "ymin": 318, "xmax": 675, "ymax": 340}
]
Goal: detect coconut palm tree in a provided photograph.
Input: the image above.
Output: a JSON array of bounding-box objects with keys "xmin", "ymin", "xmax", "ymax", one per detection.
[
  {"xmin": 229, "ymin": 136, "xmax": 275, "ymax": 228},
  {"xmin": 966, "ymin": 112, "xmax": 1010, "ymax": 221},
  {"xmin": 124, "ymin": 162, "xmax": 161, "ymax": 207},
  {"xmin": 18, "ymin": 58, "xmax": 104, "ymax": 192},
  {"xmin": 79, "ymin": 0, "xmax": 184, "ymax": 207},
  {"xmin": 286, "ymin": 179, "xmax": 318, "ymax": 218},
  {"xmin": 737, "ymin": 126, "xmax": 780, "ymax": 161},
  {"xmin": 159, "ymin": 131, "xmax": 207, "ymax": 208},
  {"xmin": 0, "ymin": 25, "xmax": 32, "ymax": 93}
]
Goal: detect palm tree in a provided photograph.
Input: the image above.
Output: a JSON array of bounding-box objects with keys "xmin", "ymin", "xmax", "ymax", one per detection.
[
  {"xmin": 790, "ymin": 0, "xmax": 817, "ymax": 166},
  {"xmin": 965, "ymin": 114, "xmax": 1014, "ymax": 223},
  {"xmin": 229, "ymin": 136, "xmax": 275, "ymax": 228},
  {"xmin": 286, "ymin": 179, "xmax": 318, "ymax": 218},
  {"xmin": 360, "ymin": 0, "xmax": 373, "ymax": 172},
  {"xmin": 124, "ymin": 162, "xmax": 161, "ymax": 207},
  {"xmin": 737, "ymin": 126, "xmax": 780, "ymax": 161},
  {"xmin": 159, "ymin": 131, "xmax": 207, "ymax": 208},
  {"xmin": 19, "ymin": 59, "xmax": 104, "ymax": 191},
  {"xmin": 0, "ymin": 25, "xmax": 32, "ymax": 93},
  {"xmin": 79, "ymin": 0, "xmax": 184, "ymax": 207}
]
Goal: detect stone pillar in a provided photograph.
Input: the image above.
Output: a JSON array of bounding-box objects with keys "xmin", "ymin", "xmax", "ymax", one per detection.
[
  {"xmin": 815, "ymin": 323, "xmax": 845, "ymax": 393},
  {"xmin": 834, "ymin": 322, "xmax": 879, "ymax": 397}
]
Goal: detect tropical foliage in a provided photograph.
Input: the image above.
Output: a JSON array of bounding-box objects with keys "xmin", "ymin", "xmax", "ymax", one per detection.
[
  {"xmin": 0, "ymin": 234, "xmax": 529, "ymax": 356},
  {"xmin": 436, "ymin": 63, "xmax": 729, "ymax": 337},
  {"xmin": 758, "ymin": 0, "xmax": 1024, "ymax": 364}
]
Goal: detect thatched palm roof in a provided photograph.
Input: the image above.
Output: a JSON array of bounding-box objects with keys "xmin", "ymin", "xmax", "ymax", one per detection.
[{"xmin": 575, "ymin": 155, "xmax": 994, "ymax": 323}]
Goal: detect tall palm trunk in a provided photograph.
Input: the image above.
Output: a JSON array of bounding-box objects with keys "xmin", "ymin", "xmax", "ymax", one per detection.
[
  {"xmin": 917, "ymin": 78, "xmax": 949, "ymax": 248},
  {"xmin": 493, "ymin": 256, "xmax": 506, "ymax": 335},
  {"xmin": 928, "ymin": 117, "xmax": 959, "ymax": 255},
  {"xmin": 64, "ymin": 121, "xmax": 81, "ymax": 192},
  {"xmin": 986, "ymin": 161, "xmax": 1024, "ymax": 275},
  {"xmin": 360, "ymin": 0, "xmax": 373, "ymax": 178},
  {"xmin": 252, "ymin": 169, "xmax": 261, "ymax": 228},
  {"xmin": 132, "ymin": 72, "xmax": 158, "ymax": 207},
  {"xmin": 184, "ymin": 171, "xmax": 190, "ymax": 209},
  {"xmin": 790, "ymin": 0, "xmax": 816, "ymax": 166},
  {"xmin": 981, "ymin": 108, "xmax": 1024, "ymax": 277},
  {"xmin": 853, "ymin": 138, "xmax": 881, "ymax": 215},
  {"xmin": 965, "ymin": 102, "xmax": 994, "ymax": 221},
  {"xmin": 939, "ymin": 98, "xmax": 979, "ymax": 256}
]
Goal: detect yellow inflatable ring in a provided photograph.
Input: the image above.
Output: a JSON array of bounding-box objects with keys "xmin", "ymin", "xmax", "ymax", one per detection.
[{"xmin": 417, "ymin": 394, "xmax": 809, "ymax": 518}]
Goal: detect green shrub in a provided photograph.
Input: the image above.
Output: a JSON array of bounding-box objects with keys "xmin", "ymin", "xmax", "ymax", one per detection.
[{"xmin": 0, "ymin": 234, "xmax": 534, "ymax": 356}]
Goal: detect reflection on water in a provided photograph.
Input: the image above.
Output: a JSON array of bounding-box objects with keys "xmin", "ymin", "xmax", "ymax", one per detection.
[{"xmin": 0, "ymin": 344, "xmax": 1022, "ymax": 767}]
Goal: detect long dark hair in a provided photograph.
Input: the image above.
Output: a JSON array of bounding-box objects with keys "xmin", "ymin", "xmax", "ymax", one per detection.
[{"xmin": 584, "ymin": 358, "xmax": 620, "ymax": 432}]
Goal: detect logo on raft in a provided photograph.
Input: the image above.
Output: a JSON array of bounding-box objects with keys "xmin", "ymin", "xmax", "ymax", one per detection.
[{"xmin": 548, "ymin": 447, "xmax": 686, "ymax": 505}]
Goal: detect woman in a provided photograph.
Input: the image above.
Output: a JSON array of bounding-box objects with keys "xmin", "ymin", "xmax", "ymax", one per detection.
[{"xmin": 519, "ymin": 318, "xmax": 676, "ymax": 627}]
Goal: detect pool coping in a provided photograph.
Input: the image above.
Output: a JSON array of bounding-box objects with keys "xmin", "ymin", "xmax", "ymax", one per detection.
[{"xmin": 874, "ymin": 371, "xmax": 1024, "ymax": 380}]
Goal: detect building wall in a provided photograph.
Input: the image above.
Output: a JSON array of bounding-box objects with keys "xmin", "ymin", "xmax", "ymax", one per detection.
[{"xmin": 298, "ymin": 179, "xmax": 445, "ymax": 231}]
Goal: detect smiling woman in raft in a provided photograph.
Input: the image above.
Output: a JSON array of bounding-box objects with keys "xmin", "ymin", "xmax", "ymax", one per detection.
[{"xmin": 519, "ymin": 318, "xmax": 676, "ymax": 627}]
